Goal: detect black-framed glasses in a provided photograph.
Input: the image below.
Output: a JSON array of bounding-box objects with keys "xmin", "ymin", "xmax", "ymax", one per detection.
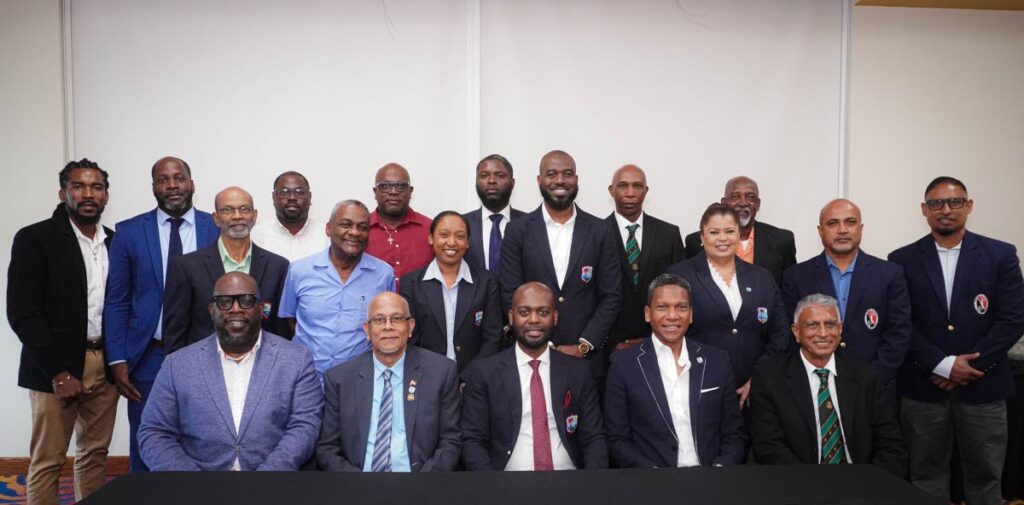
[
  {"xmin": 217, "ymin": 206, "xmax": 254, "ymax": 216},
  {"xmin": 211, "ymin": 294, "xmax": 258, "ymax": 310},
  {"xmin": 273, "ymin": 187, "xmax": 309, "ymax": 198},
  {"xmin": 925, "ymin": 198, "xmax": 968, "ymax": 210},
  {"xmin": 375, "ymin": 181, "xmax": 410, "ymax": 193},
  {"xmin": 367, "ymin": 315, "xmax": 412, "ymax": 327}
]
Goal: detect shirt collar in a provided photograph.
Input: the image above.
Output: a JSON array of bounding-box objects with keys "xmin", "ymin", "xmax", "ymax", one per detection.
[
  {"xmin": 423, "ymin": 258, "xmax": 473, "ymax": 285},
  {"xmin": 541, "ymin": 204, "xmax": 577, "ymax": 226},
  {"xmin": 68, "ymin": 217, "xmax": 106, "ymax": 246},
  {"xmin": 273, "ymin": 215, "xmax": 316, "ymax": 237},
  {"xmin": 825, "ymin": 251, "xmax": 859, "ymax": 273},
  {"xmin": 156, "ymin": 206, "xmax": 197, "ymax": 227},
  {"xmin": 216, "ymin": 331, "xmax": 263, "ymax": 364},
  {"xmin": 614, "ymin": 211, "xmax": 644, "ymax": 230},
  {"xmin": 482, "ymin": 205, "xmax": 512, "ymax": 222},
  {"xmin": 935, "ymin": 241, "xmax": 963, "ymax": 252},
  {"xmin": 515, "ymin": 344, "xmax": 550, "ymax": 367},
  {"xmin": 799, "ymin": 350, "xmax": 838, "ymax": 378},
  {"xmin": 218, "ymin": 237, "xmax": 252, "ymax": 266},
  {"xmin": 650, "ymin": 333, "xmax": 690, "ymax": 369},
  {"xmin": 373, "ymin": 352, "xmax": 406, "ymax": 380}
]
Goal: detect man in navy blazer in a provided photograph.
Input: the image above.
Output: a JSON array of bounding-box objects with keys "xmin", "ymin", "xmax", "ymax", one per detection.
[
  {"xmin": 316, "ymin": 292, "xmax": 461, "ymax": 472},
  {"xmin": 888, "ymin": 177, "xmax": 1024, "ymax": 504},
  {"xmin": 500, "ymin": 150, "xmax": 622, "ymax": 380},
  {"xmin": 604, "ymin": 273, "xmax": 745, "ymax": 468},
  {"xmin": 139, "ymin": 272, "xmax": 322, "ymax": 471},
  {"xmin": 463, "ymin": 154, "xmax": 527, "ymax": 274},
  {"xmin": 781, "ymin": 199, "xmax": 911, "ymax": 390},
  {"xmin": 103, "ymin": 157, "xmax": 219, "ymax": 472}
]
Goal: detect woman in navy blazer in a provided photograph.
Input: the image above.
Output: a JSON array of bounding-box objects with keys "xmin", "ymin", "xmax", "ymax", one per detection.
[{"xmin": 666, "ymin": 204, "xmax": 790, "ymax": 409}]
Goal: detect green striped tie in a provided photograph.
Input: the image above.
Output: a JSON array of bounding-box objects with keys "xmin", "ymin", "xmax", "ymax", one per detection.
[
  {"xmin": 814, "ymin": 369, "xmax": 847, "ymax": 464},
  {"xmin": 626, "ymin": 224, "xmax": 640, "ymax": 286}
]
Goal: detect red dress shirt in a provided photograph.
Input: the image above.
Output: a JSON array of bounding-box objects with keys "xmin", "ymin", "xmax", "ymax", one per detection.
[{"xmin": 366, "ymin": 208, "xmax": 434, "ymax": 280}]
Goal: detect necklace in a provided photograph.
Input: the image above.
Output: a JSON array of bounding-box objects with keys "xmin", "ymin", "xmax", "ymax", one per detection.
[{"xmin": 382, "ymin": 223, "xmax": 397, "ymax": 245}]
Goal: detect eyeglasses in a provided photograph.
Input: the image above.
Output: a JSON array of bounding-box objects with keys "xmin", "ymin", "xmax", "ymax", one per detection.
[
  {"xmin": 375, "ymin": 181, "xmax": 410, "ymax": 193},
  {"xmin": 803, "ymin": 320, "xmax": 839, "ymax": 331},
  {"xmin": 217, "ymin": 206, "xmax": 254, "ymax": 216},
  {"xmin": 273, "ymin": 188, "xmax": 309, "ymax": 198},
  {"xmin": 925, "ymin": 198, "xmax": 967, "ymax": 210},
  {"xmin": 367, "ymin": 315, "xmax": 412, "ymax": 327},
  {"xmin": 211, "ymin": 294, "xmax": 258, "ymax": 310}
]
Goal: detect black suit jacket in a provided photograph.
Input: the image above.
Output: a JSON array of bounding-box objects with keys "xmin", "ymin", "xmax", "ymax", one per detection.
[
  {"xmin": 749, "ymin": 352, "xmax": 907, "ymax": 477},
  {"xmin": 399, "ymin": 261, "xmax": 502, "ymax": 376},
  {"xmin": 463, "ymin": 207, "xmax": 527, "ymax": 273},
  {"xmin": 605, "ymin": 213, "xmax": 685, "ymax": 349},
  {"xmin": 461, "ymin": 346, "xmax": 608, "ymax": 470},
  {"xmin": 163, "ymin": 241, "xmax": 290, "ymax": 353},
  {"xmin": 685, "ymin": 220, "xmax": 796, "ymax": 285},
  {"xmin": 7, "ymin": 205, "xmax": 114, "ymax": 392}
]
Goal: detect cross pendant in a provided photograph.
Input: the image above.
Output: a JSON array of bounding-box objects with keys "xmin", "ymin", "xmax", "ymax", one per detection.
[{"xmin": 387, "ymin": 236, "xmax": 394, "ymax": 245}]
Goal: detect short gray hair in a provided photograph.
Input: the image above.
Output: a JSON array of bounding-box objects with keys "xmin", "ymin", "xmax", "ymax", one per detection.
[
  {"xmin": 329, "ymin": 199, "xmax": 369, "ymax": 221},
  {"xmin": 646, "ymin": 273, "xmax": 692, "ymax": 305},
  {"xmin": 793, "ymin": 293, "xmax": 841, "ymax": 323}
]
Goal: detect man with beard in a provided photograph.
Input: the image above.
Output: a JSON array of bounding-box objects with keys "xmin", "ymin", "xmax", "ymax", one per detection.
[
  {"xmin": 251, "ymin": 171, "xmax": 328, "ymax": 261},
  {"xmin": 366, "ymin": 163, "xmax": 433, "ymax": 280},
  {"xmin": 163, "ymin": 187, "xmax": 290, "ymax": 353},
  {"xmin": 684, "ymin": 176, "xmax": 796, "ymax": 285},
  {"xmin": 463, "ymin": 154, "xmax": 526, "ymax": 273},
  {"xmin": 103, "ymin": 156, "xmax": 219, "ymax": 472},
  {"xmin": 8, "ymin": 159, "xmax": 119, "ymax": 504},
  {"xmin": 139, "ymin": 272, "xmax": 322, "ymax": 471},
  {"xmin": 500, "ymin": 150, "xmax": 622, "ymax": 384},
  {"xmin": 461, "ymin": 282, "xmax": 608, "ymax": 470},
  {"xmin": 889, "ymin": 177, "xmax": 1024, "ymax": 504}
]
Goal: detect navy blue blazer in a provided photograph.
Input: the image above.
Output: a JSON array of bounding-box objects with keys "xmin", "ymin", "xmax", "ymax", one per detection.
[
  {"xmin": 463, "ymin": 207, "xmax": 527, "ymax": 273},
  {"xmin": 888, "ymin": 231, "xmax": 1024, "ymax": 404},
  {"xmin": 499, "ymin": 205, "xmax": 622, "ymax": 376},
  {"xmin": 665, "ymin": 252, "xmax": 791, "ymax": 386},
  {"xmin": 780, "ymin": 251, "xmax": 911, "ymax": 384},
  {"xmin": 604, "ymin": 338, "xmax": 745, "ymax": 468},
  {"xmin": 460, "ymin": 346, "xmax": 608, "ymax": 470}
]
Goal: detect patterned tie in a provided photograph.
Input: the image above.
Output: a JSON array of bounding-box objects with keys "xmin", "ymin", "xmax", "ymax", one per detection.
[
  {"xmin": 815, "ymin": 369, "xmax": 847, "ymax": 464},
  {"xmin": 488, "ymin": 214, "xmax": 504, "ymax": 272},
  {"xmin": 529, "ymin": 360, "xmax": 554, "ymax": 471},
  {"xmin": 625, "ymin": 223, "xmax": 640, "ymax": 286},
  {"xmin": 371, "ymin": 369, "xmax": 393, "ymax": 472},
  {"xmin": 167, "ymin": 217, "xmax": 184, "ymax": 265}
]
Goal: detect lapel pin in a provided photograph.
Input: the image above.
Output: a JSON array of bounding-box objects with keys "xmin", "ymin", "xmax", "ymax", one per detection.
[
  {"xmin": 696, "ymin": 356, "xmax": 704, "ymax": 364},
  {"xmin": 745, "ymin": 287, "xmax": 751, "ymax": 293}
]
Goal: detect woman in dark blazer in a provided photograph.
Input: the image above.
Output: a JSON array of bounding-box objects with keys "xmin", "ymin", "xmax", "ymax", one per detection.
[
  {"xmin": 399, "ymin": 211, "xmax": 502, "ymax": 376},
  {"xmin": 666, "ymin": 203, "xmax": 791, "ymax": 409}
]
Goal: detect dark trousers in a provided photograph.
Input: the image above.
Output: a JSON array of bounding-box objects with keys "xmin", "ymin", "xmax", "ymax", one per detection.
[
  {"xmin": 1002, "ymin": 367, "xmax": 1024, "ymax": 500},
  {"xmin": 128, "ymin": 344, "xmax": 165, "ymax": 472}
]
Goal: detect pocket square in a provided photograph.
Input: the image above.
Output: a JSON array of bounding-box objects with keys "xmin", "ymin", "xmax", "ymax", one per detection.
[{"xmin": 700, "ymin": 386, "xmax": 720, "ymax": 394}]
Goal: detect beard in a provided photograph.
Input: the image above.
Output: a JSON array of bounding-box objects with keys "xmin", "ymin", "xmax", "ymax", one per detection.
[
  {"xmin": 156, "ymin": 191, "xmax": 194, "ymax": 217},
  {"xmin": 224, "ymin": 223, "xmax": 253, "ymax": 239},
  {"xmin": 65, "ymin": 199, "xmax": 104, "ymax": 226},
  {"xmin": 539, "ymin": 185, "xmax": 578, "ymax": 212},
  {"xmin": 476, "ymin": 184, "xmax": 512, "ymax": 212},
  {"xmin": 513, "ymin": 325, "xmax": 553, "ymax": 350},
  {"xmin": 214, "ymin": 317, "xmax": 260, "ymax": 349}
]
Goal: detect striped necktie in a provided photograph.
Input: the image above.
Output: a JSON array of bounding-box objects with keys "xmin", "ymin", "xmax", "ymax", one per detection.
[
  {"xmin": 371, "ymin": 369, "xmax": 393, "ymax": 472},
  {"xmin": 814, "ymin": 368, "xmax": 847, "ymax": 464},
  {"xmin": 625, "ymin": 223, "xmax": 640, "ymax": 286}
]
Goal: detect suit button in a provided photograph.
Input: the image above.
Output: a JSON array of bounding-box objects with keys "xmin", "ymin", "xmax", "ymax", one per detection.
[
  {"xmin": 455, "ymin": 345, "xmax": 462, "ymax": 352},
  {"xmin": 839, "ymin": 342, "xmax": 847, "ymax": 348},
  {"xmin": 731, "ymin": 329, "xmax": 738, "ymax": 335},
  {"xmin": 558, "ymin": 297, "xmax": 565, "ymax": 303},
  {"xmin": 948, "ymin": 324, "xmax": 955, "ymax": 332},
  {"xmin": 507, "ymin": 450, "xmax": 512, "ymax": 455}
]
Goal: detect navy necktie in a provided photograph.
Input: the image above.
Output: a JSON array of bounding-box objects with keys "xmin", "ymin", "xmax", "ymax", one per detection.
[
  {"xmin": 371, "ymin": 369, "xmax": 393, "ymax": 472},
  {"xmin": 488, "ymin": 214, "xmax": 504, "ymax": 272},
  {"xmin": 167, "ymin": 217, "xmax": 184, "ymax": 266}
]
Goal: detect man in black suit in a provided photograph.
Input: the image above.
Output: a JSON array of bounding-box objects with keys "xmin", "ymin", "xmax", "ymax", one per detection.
[
  {"xmin": 7, "ymin": 159, "xmax": 119, "ymax": 504},
  {"xmin": 163, "ymin": 186, "xmax": 290, "ymax": 352},
  {"xmin": 684, "ymin": 176, "xmax": 796, "ymax": 284},
  {"xmin": 605, "ymin": 164, "xmax": 685, "ymax": 356},
  {"xmin": 500, "ymin": 150, "xmax": 622, "ymax": 381},
  {"xmin": 750, "ymin": 293, "xmax": 906, "ymax": 477},
  {"xmin": 462, "ymin": 282, "xmax": 608, "ymax": 470},
  {"xmin": 463, "ymin": 154, "xmax": 526, "ymax": 274}
]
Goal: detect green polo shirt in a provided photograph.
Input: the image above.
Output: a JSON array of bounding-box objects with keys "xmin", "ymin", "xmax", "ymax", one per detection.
[{"xmin": 218, "ymin": 237, "xmax": 252, "ymax": 274}]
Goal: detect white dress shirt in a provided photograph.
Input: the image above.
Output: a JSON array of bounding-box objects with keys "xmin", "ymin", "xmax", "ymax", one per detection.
[
  {"xmin": 614, "ymin": 211, "xmax": 644, "ymax": 250},
  {"xmin": 651, "ymin": 336, "xmax": 700, "ymax": 467},
  {"xmin": 708, "ymin": 260, "xmax": 742, "ymax": 321},
  {"xmin": 505, "ymin": 346, "xmax": 575, "ymax": 471},
  {"xmin": 480, "ymin": 205, "xmax": 512, "ymax": 269},
  {"xmin": 541, "ymin": 204, "xmax": 577, "ymax": 289},
  {"xmin": 250, "ymin": 215, "xmax": 328, "ymax": 262},
  {"xmin": 421, "ymin": 259, "xmax": 473, "ymax": 360},
  {"xmin": 799, "ymin": 352, "xmax": 852, "ymax": 463},
  {"xmin": 217, "ymin": 332, "xmax": 263, "ymax": 471},
  {"xmin": 69, "ymin": 219, "xmax": 108, "ymax": 341},
  {"xmin": 156, "ymin": 207, "xmax": 198, "ymax": 281},
  {"xmin": 933, "ymin": 241, "xmax": 963, "ymax": 379}
]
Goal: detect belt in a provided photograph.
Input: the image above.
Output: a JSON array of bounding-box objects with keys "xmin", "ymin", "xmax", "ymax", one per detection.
[
  {"xmin": 84, "ymin": 338, "xmax": 105, "ymax": 350},
  {"xmin": 148, "ymin": 339, "xmax": 165, "ymax": 349}
]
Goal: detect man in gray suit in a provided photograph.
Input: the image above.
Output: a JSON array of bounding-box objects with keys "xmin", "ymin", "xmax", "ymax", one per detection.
[{"xmin": 316, "ymin": 292, "xmax": 461, "ymax": 472}]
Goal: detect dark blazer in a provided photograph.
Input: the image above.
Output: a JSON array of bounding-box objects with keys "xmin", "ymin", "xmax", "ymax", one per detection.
[
  {"xmin": 780, "ymin": 251, "xmax": 911, "ymax": 385},
  {"xmin": 604, "ymin": 338, "xmax": 745, "ymax": 468},
  {"xmin": 666, "ymin": 252, "xmax": 791, "ymax": 386},
  {"xmin": 7, "ymin": 205, "xmax": 114, "ymax": 392},
  {"xmin": 499, "ymin": 205, "xmax": 622, "ymax": 377},
  {"xmin": 316, "ymin": 346, "xmax": 461, "ymax": 472},
  {"xmin": 605, "ymin": 213, "xmax": 686, "ymax": 350},
  {"xmin": 399, "ymin": 261, "xmax": 502, "ymax": 376},
  {"xmin": 888, "ymin": 231, "xmax": 1024, "ymax": 404},
  {"xmin": 163, "ymin": 241, "xmax": 290, "ymax": 353},
  {"xmin": 749, "ymin": 352, "xmax": 907, "ymax": 477},
  {"xmin": 463, "ymin": 207, "xmax": 527, "ymax": 273},
  {"xmin": 461, "ymin": 346, "xmax": 608, "ymax": 470},
  {"xmin": 685, "ymin": 220, "xmax": 796, "ymax": 285}
]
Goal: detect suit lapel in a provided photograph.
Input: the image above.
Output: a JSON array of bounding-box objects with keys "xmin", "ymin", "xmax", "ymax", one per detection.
[
  {"xmin": 237, "ymin": 335, "xmax": 278, "ymax": 439},
  {"xmin": 549, "ymin": 352, "xmax": 569, "ymax": 446},
  {"xmin": 404, "ymin": 350, "xmax": 422, "ymax": 455},
  {"xmin": 355, "ymin": 355, "xmax": 374, "ymax": 459},
  {"xmin": 845, "ymin": 253, "xmax": 869, "ymax": 320},
  {"xmin": 785, "ymin": 354, "xmax": 817, "ymax": 444},
  {"xmin": 202, "ymin": 245, "xmax": 227, "ymax": 286},
  {"xmin": 950, "ymin": 232, "xmax": 977, "ymax": 312},
  {"xmin": 453, "ymin": 277, "xmax": 476, "ymax": 330},
  {"xmin": 565, "ymin": 210, "xmax": 589, "ymax": 288},
  {"xmin": 249, "ymin": 244, "xmax": 267, "ymax": 284},
  {"xmin": 735, "ymin": 259, "xmax": 755, "ymax": 319},
  {"xmin": 607, "ymin": 214, "xmax": 632, "ymax": 276},
  {"xmin": 200, "ymin": 341, "xmax": 238, "ymax": 438},
  {"xmin": 144, "ymin": 210, "xmax": 166, "ymax": 289},
  {"xmin": 752, "ymin": 221, "xmax": 770, "ymax": 264},
  {"xmin": 468, "ymin": 210, "xmax": 484, "ymax": 268},
  {"xmin": 528, "ymin": 210, "xmax": 559, "ymax": 287},
  {"xmin": 916, "ymin": 236, "xmax": 949, "ymax": 312},
  {"xmin": 812, "ymin": 254, "xmax": 837, "ymax": 297},
  {"xmin": 500, "ymin": 351, "xmax": 523, "ymax": 435},
  {"xmin": 637, "ymin": 340, "xmax": 676, "ymax": 442},
  {"xmin": 637, "ymin": 214, "xmax": 656, "ymax": 280},
  {"xmin": 55, "ymin": 212, "xmax": 88, "ymax": 297},
  {"xmin": 688, "ymin": 339, "xmax": 705, "ymax": 419},
  {"xmin": 424, "ymin": 278, "xmax": 448, "ymax": 337},
  {"xmin": 693, "ymin": 253, "xmax": 732, "ymax": 317},
  {"xmin": 834, "ymin": 358, "xmax": 859, "ymax": 462}
]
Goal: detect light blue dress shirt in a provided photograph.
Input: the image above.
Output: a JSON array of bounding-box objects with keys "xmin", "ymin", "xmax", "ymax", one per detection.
[
  {"xmin": 155, "ymin": 207, "xmax": 197, "ymax": 340},
  {"xmin": 362, "ymin": 354, "xmax": 410, "ymax": 472},
  {"xmin": 825, "ymin": 252, "xmax": 858, "ymax": 320},
  {"xmin": 420, "ymin": 259, "xmax": 473, "ymax": 360}
]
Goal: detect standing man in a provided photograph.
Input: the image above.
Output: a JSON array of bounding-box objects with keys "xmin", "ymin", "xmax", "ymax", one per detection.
[
  {"xmin": 163, "ymin": 186, "xmax": 290, "ymax": 352},
  {"xmin": 780, "ymin": 198, "xmax": 911, "ymax": 391},
  {"xmin": 463, "ymin": 154, "xmax": 526, "ymax": 273},
  {"xmin": 605, "ymin": 164, "xmax": 685, "ymax": 355},
  {"xmin": 684, "ymin": 176, "xmax": 796, "ymax": 285},
  {"xmin": 250, "ymin": 171, "xmax": 328, "ymax": 261},
  {"xmin": 500, "ymin": 150, "xmax": 622, "ymax": 383},
  {"xmin": 366, "ymin": 163, "xmax": 433, "ymax": 280},
  {"xmin": 279, "ymin": 200, "xmax": 395, "ymax": 376},
  {"xmin": 8, "ymin": 159, "xmax": 119, "ymax": 504},
  {"xmin": 104, "ymin": 156, "xmax": 219, "ymax": 472},
  {"xmin": 889, "ymin": 177, "xmax": 1024, "ymax": 504}
]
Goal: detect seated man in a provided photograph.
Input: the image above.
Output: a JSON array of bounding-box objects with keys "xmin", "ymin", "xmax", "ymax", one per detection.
[
  {"xmin": 750, "ymin": 293, "xmax": 906, "ymax": 476},
  {"xmin": 461, "ymin": 282, "xmax": 608, "ymax": 470},
  {"xmin": 604, "ymin": 273, "xmax": 745, "ymax": 467},
  {"xmin": 139, "ymin": 272, "xmax": 322, "ymax": 471},
  {"xmin": 316, "ymin": 292, "xmax": 461, "ymax": 472}
]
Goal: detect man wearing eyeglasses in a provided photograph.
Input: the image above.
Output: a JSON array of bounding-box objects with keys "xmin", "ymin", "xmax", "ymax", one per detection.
[
  {"xmin": 140, "ymin": 272, "xmax": 322, "ymax": 471},
  {"xmin": 163, "ymin": 186, "xmax": 291, "ymax": 353},
  {"xmin": 250, "ymin": 171, "xmax": 328, "ymax": 262},
  {"xmin": 888, "ymin": 176, "xmax": 1024, "ymax": 505},
  {"xmin": 366, "ymin": 163, "xmax": 433, "ymax": 280},
  {"xmin": 316, "ymin": 292, "xmax": 461, "ymax": 472}
]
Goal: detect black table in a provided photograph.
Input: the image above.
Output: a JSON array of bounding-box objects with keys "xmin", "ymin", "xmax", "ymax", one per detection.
[{"xmin": 81, "ymin": 464, "xmax": 941, "ymax": 505}]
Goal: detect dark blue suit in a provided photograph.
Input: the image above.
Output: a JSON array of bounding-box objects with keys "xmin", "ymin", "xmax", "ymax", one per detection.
[
  {"xmin": 463, "ymin": 207, "xmax": 526, "ymax": 273},
  {"xmin": 604, "ymin": 338, "xmax": 745, "ymax": 467},
  {"xmin": 780, "ymin": 251, "xmax": 911, "ymax": 385},
  {"xmin": 103, "ymin": 208, "xmax": 218, "ymax": 471}
]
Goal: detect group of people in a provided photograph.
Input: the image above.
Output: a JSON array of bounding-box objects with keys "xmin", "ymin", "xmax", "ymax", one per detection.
[{"xmin": 7, "ymin": 151, "xmax": 1024, "ymax": 505}]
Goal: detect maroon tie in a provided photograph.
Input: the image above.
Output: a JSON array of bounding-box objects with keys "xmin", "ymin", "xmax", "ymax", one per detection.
[{"xmin": 529, "ymin": 359, "xmax": 554, "ymax": 471}]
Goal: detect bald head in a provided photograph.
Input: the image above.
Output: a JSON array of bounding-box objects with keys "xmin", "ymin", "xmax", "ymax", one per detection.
[
  {"xmin": 373, "ymin": 163, "xmax": 413, "ymax": 220},
  {"xmin": 609, "ymin": 164, "xmax": 648, "ymax": 222},
  {"xmin": 151, "ymin": 156, "xmax": 191, "ymax": 178},
  {"xmin": 819, "ymin": 198, "xmax": 861, "ymax": 224},
  {"xmin": 375, "ymin": 163, "xmax": 410, "ymax": 183},
  {"xmin": 367, "ymin": 291, "xmax": 411, "ymax": 317},
  {"xmin": 213, "ymin": 271, "xmax": 259, "ymax": 297},
  {"xmin": 365, "ymin": 291, "xmax": 414, "ymax": 360},
  {"xmin": 724, "ymin": 176, "xmax": 759, "ymax": 197},
  {"xmin": 214, "ymin": 186, "xmax": 254, "ymax": 210},
  {"xmin": 538, "ymin": 150, "xmax": 579, "ymax": 212},
  {"xmin": 817, "ymin": 198, "xmax": 863, "ymax": 257},
  {"xmin": 509, "ymin": 282, "xmax": 558, "ymax": 351},
  {"xmin": 213, "ymin": 187, "xmax": 257, "ymax": 240},
  {"xmin": 539, "ymin": 150, "xmax": 575, "ymax": 174}
]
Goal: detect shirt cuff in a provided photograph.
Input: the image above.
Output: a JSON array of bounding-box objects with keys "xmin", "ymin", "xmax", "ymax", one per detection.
[
  {"xmin": 108, "ymin": 359, "xmax": 127, "ymax": 366},
  {"xmin": 578, "ymin": 338, "xmax": 593, "ymax": 348},
  {"xmin": 932, "ymin": 356, "xmax": 956, "ymax": 379}
]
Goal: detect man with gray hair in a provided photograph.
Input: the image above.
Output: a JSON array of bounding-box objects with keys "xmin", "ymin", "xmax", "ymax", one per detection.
[
  {"xmin": 749, "ymin": 293, "xmax": 906, "ymax": 476},
  {"xmin": 279, "ymin": 200, "xmax": 396, "ymax": 376}
]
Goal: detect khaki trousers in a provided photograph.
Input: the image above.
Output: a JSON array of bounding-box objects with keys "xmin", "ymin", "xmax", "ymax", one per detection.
[{"xmin": 27, "ymin": 349, "xmax": 118, "ymax": 505}]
